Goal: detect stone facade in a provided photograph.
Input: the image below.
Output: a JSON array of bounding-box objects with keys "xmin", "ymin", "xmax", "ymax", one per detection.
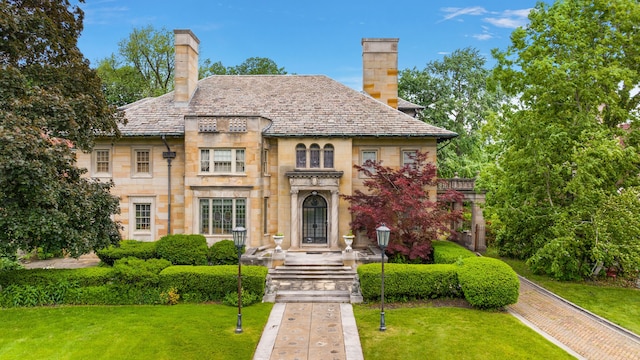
[{"xmin": 76, "ymin": 31, "xmax": 456, "ymax": 251}]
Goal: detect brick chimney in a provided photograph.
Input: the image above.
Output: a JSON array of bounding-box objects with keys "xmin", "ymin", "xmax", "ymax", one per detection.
[
  {"xmin": 362, "ymin": 38, "xmax": 399, "ymax": 109},
  {"xmin": 174, "ymin": 29, "xmax": 200, "ymax": 104}
]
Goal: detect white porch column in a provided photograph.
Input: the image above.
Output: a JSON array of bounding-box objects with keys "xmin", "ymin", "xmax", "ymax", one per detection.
[
  {"xmin": 290, "ymin": 189, "xmax": 299, "ymax": 249},
  {"xmin": 331, "ymin": 189, "xmax": 340, "ymax": 250}
]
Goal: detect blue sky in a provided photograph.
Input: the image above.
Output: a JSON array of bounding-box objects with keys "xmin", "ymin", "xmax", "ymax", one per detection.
[{"xmin": 76, "ymin": 0, "xmax": 537, "ymax": 89}]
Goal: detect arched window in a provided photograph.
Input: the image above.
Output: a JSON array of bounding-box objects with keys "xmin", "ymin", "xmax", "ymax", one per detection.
[
  {"xmin": 296, "ymin": 144, "xmax": 306, "ymax": 168},
  {"xmin": 323, "ymin": 144, "xmax": 334, "ymax": 168},
  {"xmin": 310, "ymin": 144, "xmax": 321, "ymax": 168}
]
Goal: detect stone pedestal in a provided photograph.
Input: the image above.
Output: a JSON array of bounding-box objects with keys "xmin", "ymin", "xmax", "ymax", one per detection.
[
  {"xmin": 272, "ymin": 251, "xmax": 286, "ymax": 268},
  {"xmin": 343, "ymin": 251, "xmax": 356, "ymax": 267}
]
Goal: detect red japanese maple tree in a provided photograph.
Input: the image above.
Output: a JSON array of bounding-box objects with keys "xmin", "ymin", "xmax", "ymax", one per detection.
[{"xmin": 343, "ymin": 151, "xmax": 463, "ymax": 261}]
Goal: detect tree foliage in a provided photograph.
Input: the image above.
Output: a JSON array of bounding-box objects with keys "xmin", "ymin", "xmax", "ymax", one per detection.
[
  {"xmin": 200, "ymin": 56, "xmax": 287, "ymax": 77},
  {"xmin": 98, "ymin": 26, "xmax": 288, "ymax": 105},
  {"xmin": 96, "ymin": 55, "xmax": 148, "ymax": 107},
  {"xmin": 343, "ymin": 151, "xmax": 463, "ymax": 262},
  {"xmin": 399, "ymin": 48, "xmax": 504, "ymax": 178},
  {"xmin": 486, "ymin": 0, "xmax": 640, "ymax": 279},
  {"xmin": 0, "ymin": 0, "xmax": 122, "ymax": 257}
]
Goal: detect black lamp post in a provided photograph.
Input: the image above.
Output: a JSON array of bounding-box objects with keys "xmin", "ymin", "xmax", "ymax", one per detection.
[
  {"xmin": 232, "ymin": 226, "xmax": 247, "ymax": 334},
  {"xmin": 376, "ymin": 223, "xmax": 390, "ymax": 332}
]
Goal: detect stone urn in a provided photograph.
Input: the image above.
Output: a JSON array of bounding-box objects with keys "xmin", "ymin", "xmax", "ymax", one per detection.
[
  {"xmin": 273, "ymin": 234, "xmax": 284, "ymax": 253},
  {"xmin": 343, "ymin": 234, "xmax": 355, "ymax": 252}
]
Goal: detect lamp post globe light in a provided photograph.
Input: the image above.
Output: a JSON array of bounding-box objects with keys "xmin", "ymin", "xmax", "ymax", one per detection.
[
  {"xmin": 376, "ymin": 223, "xmax": 390, "ymax": 332},
  {"xmin": 232, "ymin": 226, "xmax": 247, "ymax": 334}
]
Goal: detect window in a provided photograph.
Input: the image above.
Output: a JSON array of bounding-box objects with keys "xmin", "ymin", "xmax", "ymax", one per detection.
[
  {"xmin": 362, "ymin": 150, "xmax": 378, "ymax": 165},
  {"xmin": 93, "ymin": 148, "xmax": 111, "ymax": 176},
  {"xmin": 296, "ymin": 144, "xmax": 306, "ymax": 168},
  {"xmin": 129, "ymin": 197, "xmax": 154, "ymax": 241},
  {"xmin": 310, "ymin": 144, "xmax": 321, "ymax": 168},
  {"xmin": 200, "ymin": 149, "xmax": 245, "ymax": 174},
  {"xmin": 295, "ymin": 143, "xmax": 335, "ymax": 169},
  {"xmin": 323, "ymin": 145, "xmax": 334, "ymax": 168},
  {"xmin": 133, "ymin": 149, "xmax": 151, "ymax": 176},
  {"xmin": 262, "ymin": 149, "xmax": 269, "ymax": 175},
  {"xmin": 200, "ymin": 198, "xmax": 246, "ymax": 235},
  {"xmin": 263, "ymin": 197, "xmax": 268, "ymax": 234},
  {"xmin": 402, "ymin": 150, "xmax": 417, "ymax": 167},
  {"xmin": 135, "ymin": 203, "xmax": 151, "ymax": 230}
]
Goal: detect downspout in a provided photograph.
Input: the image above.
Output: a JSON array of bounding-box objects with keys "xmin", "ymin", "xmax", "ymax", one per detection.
[{"xmin": 161, "ymin": 135, "xmax": 176, "ymax": 235}]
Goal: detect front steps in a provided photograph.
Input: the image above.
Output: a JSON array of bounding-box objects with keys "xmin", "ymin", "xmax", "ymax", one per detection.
[{"xmin": 264, "ymin": 252, "xmax": 362, "ymax": 303}]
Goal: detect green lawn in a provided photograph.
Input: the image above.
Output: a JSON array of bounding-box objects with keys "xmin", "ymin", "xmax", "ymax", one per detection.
[
  {"xmin": 490, "ymin": 251, "xmax": 640, "ymax": 335},
  {"xmin": 0, "ymin": 303, "xmax": 273, "ymax": 360},
  {"xmin": 354, "ymin": 304, "xmax": 574, "ymax": 360}
]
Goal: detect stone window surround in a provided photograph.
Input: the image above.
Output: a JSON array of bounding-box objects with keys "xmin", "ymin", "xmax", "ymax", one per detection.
[
  {"xmin": 128, "ymin": 196, "xmax": 155, "ymax": 241},
  {"xmin": 199, "ymin": 148, "xmax": 246, "ymax": 174},
  {"xmin": 92, "ymin": 146, "xmax": 112, "ymax": 178},
  {"xmin": 132, "ymin": 147, "xmax": 153, "ymax": 178}
]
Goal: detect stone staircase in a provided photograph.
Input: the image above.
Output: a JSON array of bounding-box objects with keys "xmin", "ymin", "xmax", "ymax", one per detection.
[{"xmin": 264, "ymin": 252, "xmax": 361, "ymax": 303}]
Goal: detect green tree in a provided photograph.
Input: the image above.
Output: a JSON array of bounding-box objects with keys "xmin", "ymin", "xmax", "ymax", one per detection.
[
  {"xmin": 399, "ymin": 48, "xmax": 504, "ymax": 178},
  {"xmin": 99, "ymin": 26, "xmax": 288, "ymax": 105},
  {"xmin": 96, "ymin": 55, "xmax": 148, "ymax": 107},
  {"xmin": 200, "ymin": 56, "xmax": 288, "ymax": 77},
  {"xmin": 227, "ymin": 57, "xmax": 287, "ymax": 75},
  {"xmin": 118, "ymin": 25, "xmax": 174, "ymax": 96},
  {"xmin": 0, "ymin": 0, "xmax": 123, "ymax": 257},
  {"xmin": 486, "ymin": 0, "xmax": 640, "ymax": 279}
]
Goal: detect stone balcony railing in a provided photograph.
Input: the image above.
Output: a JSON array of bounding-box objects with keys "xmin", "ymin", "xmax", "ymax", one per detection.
[{"xmin": 437, "ymin": 177, "xmax": 476, "ymax": 191}]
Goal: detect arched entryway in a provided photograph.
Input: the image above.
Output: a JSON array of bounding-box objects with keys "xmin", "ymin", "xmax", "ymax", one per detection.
[
  {"xmin": 286, "ymin": 169, "xmax": 343, "ymax": 250},
  {"xmin": 302, "ymin": 193, "xmax": 327, "ymax": 245}
]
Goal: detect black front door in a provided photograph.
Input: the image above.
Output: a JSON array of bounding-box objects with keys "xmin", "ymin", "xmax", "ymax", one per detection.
[{"xmin": 302, "ymin": 194, "xmax": 327, "ymax": 245}]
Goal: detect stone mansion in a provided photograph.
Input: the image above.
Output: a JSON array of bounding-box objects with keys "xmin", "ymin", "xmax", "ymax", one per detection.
[{"xmin": 76, "ymin": 30, "xmax": 457, "ymax": 252}]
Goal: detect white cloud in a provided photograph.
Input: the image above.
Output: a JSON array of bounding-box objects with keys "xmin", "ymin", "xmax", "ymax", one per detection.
[
  {"xmin": 483, "ymin": 8, "xmax": 532, "ymax": 29},
  {"xmin": 472, "ymin": 33, "xmax": 493, "ymax": 41},
  {"xmin": 81, "ymin": 2, "xmax": 129, "ymax": 25},
  {"xmin": 439, "ymin": 6, "xmax": 488, "ymax": 22}
]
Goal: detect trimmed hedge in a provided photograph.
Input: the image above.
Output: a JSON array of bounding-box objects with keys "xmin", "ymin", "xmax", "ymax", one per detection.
[
  {"xmin": 0, "ymin": 267, "xmax": 114, "ymax": 288},
  {"xmin": 358, "ymin": 257, "xmax": 519, "ymax": 309},
  {"xmin": 457, "ymin": 257, "xmax": 519, "ymax": 309},
  {"xmin": 209, "ymin": 240, "xmax": 240, "ymax": 265},
  {"xmin": 358, "ymin": 263, "xmax": 461, "ymax": 301},
  {"xmin": 96, "ymin": 240, "xmax": 158, "ymax": 265},
  {"xmin": 159, "ymin": 265, "xmax": 267, "ymax": 301},
  {"xmin": 432, "ymin": 241, "xmax": 476, "ymax": 264},
  {"xmin": 156, "ymin": 234, "xmax": 208, "ymax": 265},
  {"xmin": 112, "ymin": 257, "xmax": 172, "ymax": 288}
]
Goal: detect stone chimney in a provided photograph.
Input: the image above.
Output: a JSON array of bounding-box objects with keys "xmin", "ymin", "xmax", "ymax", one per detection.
[
  {"xmin": 362, "ymin": 38, "xmax": 399, "ymax": 109},
  {"xmin": 174, "ymin": 29, "xmax": 200, "ymax": 104}
]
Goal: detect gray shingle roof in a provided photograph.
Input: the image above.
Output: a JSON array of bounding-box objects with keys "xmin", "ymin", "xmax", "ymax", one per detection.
[{"xmin": 119, "ymin": 75, "xmax": 457, "ymax": 140}]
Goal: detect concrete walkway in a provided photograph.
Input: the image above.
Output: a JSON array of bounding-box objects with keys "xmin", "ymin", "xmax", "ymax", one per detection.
[
  {"xmin": 253, "ymin": 303, "xmax": 363, "ymax": 360},
  {"xmin": 508, "ymin": 277, "xmax": 640, "ymax": 360},
  {"xmin": 21, "ymin": 253, "xmax": 101, "ymax": 269}
]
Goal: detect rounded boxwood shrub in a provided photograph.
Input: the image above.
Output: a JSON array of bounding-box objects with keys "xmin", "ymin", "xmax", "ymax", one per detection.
[
  {"xmin": 432, "ymin": 240, "xmax": 475, "ymax": 264},
  {"xmin": 457, "ymin": 257, "xmax": 519, "ymax": 309},
  {"xmin": 156, "ymin": 234, "xmax": 208, "ymax": 265},
  {"xmin": 96, "ymin": 240, "xmax": 158, "ymax": 266},
  {"xmin": 209, "ymin": 240, "xmax": 242, "ymax": 265}
]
